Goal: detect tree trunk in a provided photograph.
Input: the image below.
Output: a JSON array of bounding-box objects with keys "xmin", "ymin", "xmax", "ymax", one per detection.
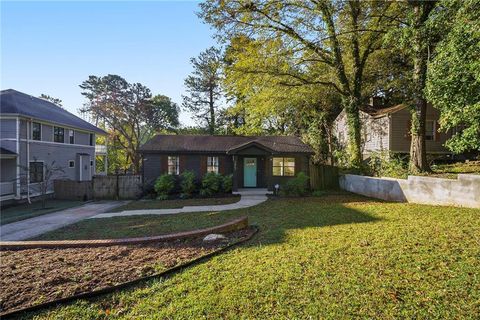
[
  {"xmin": 409, "ymin": 2, "xmax": 431, "ymax": 173},
  {"xmin": 344, "ymin": 96, "xmax": 363, "ymax": 168},
  {"xmin": 209, "ymin": 87, "xmax": 215, "ymax": 135}
]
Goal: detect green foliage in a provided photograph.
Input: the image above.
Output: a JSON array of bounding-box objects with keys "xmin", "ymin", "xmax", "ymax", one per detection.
[
  {"xmin": 367, "ymin": 152, "xmax": 409, "ymax": 179},
  {"xmin": 281, "ymin": 172, "xmax": 309, "ymax": 197},
  {"xmin": 180, "ymin": 170, "xmax": 196, "ymax": 198},
  {"xmin": 154, "ymin": 174, "xmax": 175, "ymax": 198},
  {"xmin": 426, "ymin": 0, "xmax": 480, "ymax": 153},
  {"xmin": 311, "ymin": 190, "xmax": 327, "ymax": 197},
  {"xmin": 222, "ymin": 174, "xmax": 233, "ymax": 193},
  {"xmin": 200, "ymin": 172, "xmax": 223, "ymax": 196}
]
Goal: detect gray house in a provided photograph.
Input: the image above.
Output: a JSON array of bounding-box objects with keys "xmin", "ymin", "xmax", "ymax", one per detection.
[
  {"xmin": 0, "ymin": 89, "xmax": 107, "ymax": 202},
  {"xmin": 333, "ymin": 102, "xmax": 453, "ymax": 158}
]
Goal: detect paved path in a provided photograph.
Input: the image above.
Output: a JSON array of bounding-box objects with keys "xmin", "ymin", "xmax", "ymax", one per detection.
[
  {"xmin": 0, "ymin": 201, "xmax": 127, "ymax": 241},
  {"xmin": 91, "ymin": 195, "xmax": 268, "ymax": 219}
]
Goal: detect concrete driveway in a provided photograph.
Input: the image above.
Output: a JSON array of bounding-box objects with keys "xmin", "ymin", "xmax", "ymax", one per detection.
[{"xmin": 0, "ymin": 201, "xmax": 127, "ymax": 241}]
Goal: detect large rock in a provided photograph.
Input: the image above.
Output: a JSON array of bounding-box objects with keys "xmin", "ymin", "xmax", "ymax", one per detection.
[{"xmin": 203, "ymin": 234, "xmax": 227, "ymax": 242}]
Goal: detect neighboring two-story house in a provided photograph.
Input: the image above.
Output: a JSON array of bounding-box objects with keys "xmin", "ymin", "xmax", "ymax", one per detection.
[
  {"xmin": 333, "ymin": 100, "xmax": 454, "ymax": 159},
  {"xmin": 0, "ymin": 89, "xmax": 107, "ymax": 202}
]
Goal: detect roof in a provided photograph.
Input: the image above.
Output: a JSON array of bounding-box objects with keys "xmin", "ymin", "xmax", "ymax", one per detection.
[
  {"xmin": 361, "ymin": 103, "xmax": 408, "ymax": 118},
  {"xmin": 0, "ymin": 147, "xmax": 16, "ymax": 155},
  {"xmin": 140, "ymin": 135, "xmax": 314, "ymax": 154},
  {"xmin": 0, "ymin": 89, "xmax": 106, "ymax": 135}
]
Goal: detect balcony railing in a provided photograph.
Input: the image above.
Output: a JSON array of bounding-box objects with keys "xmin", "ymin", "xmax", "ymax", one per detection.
[{"xmin": 95, "ymin": 144, "xmax": 107, "ymax": 155}]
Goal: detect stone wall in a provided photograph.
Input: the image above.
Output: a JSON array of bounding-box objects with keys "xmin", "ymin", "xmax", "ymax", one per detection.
[{"xmin": 339, "ymin": 174, "xmax": 480, "ymax": 208}]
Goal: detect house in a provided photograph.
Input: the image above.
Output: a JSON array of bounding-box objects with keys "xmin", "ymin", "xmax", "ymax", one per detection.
[
  {"xmin": 333, "ymin": 101, "xmax": 453, "ymax": 158},
  {"xmin": 139, "ymin": 135, "xmax": 313, "ymax": 191},
  {"xmin": 0, "ymin": 89, "xmax": 107, "ymax": 202}
]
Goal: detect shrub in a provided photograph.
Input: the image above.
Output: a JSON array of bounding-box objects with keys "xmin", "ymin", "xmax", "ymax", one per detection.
[
  {"xmin": 222, "ymin": 174, "xmax": 233, "ymax": 193},
  {"xmin": 312, "ymin": 190, "xmax": 326, "ymax": 197},
  {"xmin": 180, "ymin": 170, "xmax": 196, "ymax": 198},
  {"xmin": 154, "ymin": 174, "xmax": 175, "ymax": 198},
  {"xmin": 368, "ymin": 152, "xmax": 408, "ymax": 179},
  {"xmin": 200, "ymin": 172, "xmax": 222, "ymax": 197},
  {"xmin": 282, "ymin": 172, "xmax": 310, "ymax": 196}
]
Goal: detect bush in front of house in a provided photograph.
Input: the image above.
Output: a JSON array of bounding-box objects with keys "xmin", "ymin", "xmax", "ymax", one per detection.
[
  {"xmin": 281, "ymin": 171, "xmax": 310, "ymax": 196},
  {"xmin": 180, "ymin": 170, "xmax": 196, "ymax": 198},
  {"xmin": 367, "ymin": 151, "xmax": 408, "ymax": 179},
  {"xmin": 200, "ymin": 172, "xmax": 223, "ymax": 197},
  {"xmin": 222, "ymin": 174, "xmax": 233, "ymax": 193},
  {"xmin": 154, "ymin": 174, "xmax": 175, "ymax": 199}
]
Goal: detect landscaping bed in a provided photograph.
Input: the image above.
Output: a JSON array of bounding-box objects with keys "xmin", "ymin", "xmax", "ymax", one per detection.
[
  {"xmin": 0, "ymin": 200, "xmax": 84, "ymax": 225},
  {"xmin": 0, "ymin": 228, "xmax": 253, "ymax": 314}
]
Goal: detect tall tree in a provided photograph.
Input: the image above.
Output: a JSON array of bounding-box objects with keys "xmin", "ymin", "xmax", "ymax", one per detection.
[
  {"xmin": 39, "ymin": 94, "xmax": 63, "ymax": 107},
  {"xmin": 200, "ymin": 0, "xmax": 398, "ymax": 167},
  {"xmin": 80, "ymin": 75, "xmax": 179, "ymax": 173},
  {"xmin": 182, "ymin": 46, "xmax": 224, "ymax": 135}
]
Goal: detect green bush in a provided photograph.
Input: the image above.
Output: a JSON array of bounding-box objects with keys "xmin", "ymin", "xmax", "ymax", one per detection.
[
  {"xmin": 180, "ymin": 170, "xmax": 196, "ymax": 198},
  {"xmin": 368, "ymin": 152, "xmax": 408, "ymax": 179},
  {"xmin": 154, "ymin": 174, "xmax": 175, "ymax": 198},
  {"xmin": 222, "ymin": 174, "xmax": 233, "ymax": 193},
  {"xmin": 200, "ymin": 172, "xmax": 222, "ymax": 197},
  {"xmin": 282, "ymin": 172, "xmax": 310, "ymax": 196},
  {"xmin": 312, "ymin": 190, "xmax": 326, "ymax": 197}
]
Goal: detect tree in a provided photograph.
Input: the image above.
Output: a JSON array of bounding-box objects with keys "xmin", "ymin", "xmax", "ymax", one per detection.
[
  {"xmin": 80, "ymin": 75, "xmax": 179, "ymax": 173},
  {"xmin": 426, "ymin": 0, "xmax": 480, "ymax": 154},
  {"xmin": 182, "ymin": 46, "xmax": 224, "ymax": 135},
  {"xmin": 200, "ymin": 0, "xmax": 399, "ymax": 167},
  {"xmin": 39, "ymin": 94, "xmax": 63, "ymax": 107}
]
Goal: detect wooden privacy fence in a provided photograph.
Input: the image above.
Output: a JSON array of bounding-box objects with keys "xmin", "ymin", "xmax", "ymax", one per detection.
[
  {"xmin": 309, "ymin": 164, "xmax": 339, "ymax": 190},
  {"xmin": 54, "ymin": 175, "xmax": 142, "ymax": 200}
]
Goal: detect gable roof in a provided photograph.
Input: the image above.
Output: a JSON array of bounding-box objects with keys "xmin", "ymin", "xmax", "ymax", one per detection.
[
  {"xmin": 140, "ymin": 135, "xmax": 314, "ymax": 154},
  {"xmin": 361, "ymin": 103, "xmax": 408, "ymax": 118},
  {"xmin": 0, "ymin": 89, "xmax": 106, "ymax": 135}
]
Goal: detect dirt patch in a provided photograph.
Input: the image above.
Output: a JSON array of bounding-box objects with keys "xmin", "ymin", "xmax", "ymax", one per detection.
[{"xmin": 0, "ymin": 228, "xmax": 253, "ymax": 314}]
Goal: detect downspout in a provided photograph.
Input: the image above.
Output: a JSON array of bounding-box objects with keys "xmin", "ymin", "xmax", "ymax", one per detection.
[{"xmin": 26, "ymin": 119, "xmax": 31, "ymax": 203}]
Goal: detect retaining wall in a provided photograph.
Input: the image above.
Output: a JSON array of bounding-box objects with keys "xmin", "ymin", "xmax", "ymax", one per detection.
[{"xmin": 339, "ymin": 174, "xmax": 480, "ymax": 208}]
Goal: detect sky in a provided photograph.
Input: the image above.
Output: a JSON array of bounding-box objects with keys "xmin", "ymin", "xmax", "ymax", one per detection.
[{"xmin": 1, "ymin": 0, "xmax": 217, "ymax": 126}]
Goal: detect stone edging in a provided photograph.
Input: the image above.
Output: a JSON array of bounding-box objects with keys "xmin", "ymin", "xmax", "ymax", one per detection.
[{"xmin": 0, "ymin": 216, "xmax": 248, "ymax": 250}]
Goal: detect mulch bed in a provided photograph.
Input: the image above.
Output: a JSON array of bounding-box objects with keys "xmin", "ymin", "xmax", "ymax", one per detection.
[{"xmin": 0, "ymin": 228, "xmax": 253, "ymax": 314}]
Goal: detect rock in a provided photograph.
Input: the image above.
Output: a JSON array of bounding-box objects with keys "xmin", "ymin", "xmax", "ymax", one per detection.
[{"xmin": 203, "ymin": 234, "xmax": 227, "ymax": 242}]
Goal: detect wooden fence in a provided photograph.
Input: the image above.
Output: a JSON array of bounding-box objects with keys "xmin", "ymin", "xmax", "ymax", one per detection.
[
  {"xmin": 309, "ymin": 164, "xmax": 339, "ymax": 190},
  {"xmin": 54, "ymin": 175, "xmax": 142, "ymax": 200}
]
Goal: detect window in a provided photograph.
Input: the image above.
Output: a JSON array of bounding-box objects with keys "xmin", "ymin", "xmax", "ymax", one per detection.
[
  {"xmin": 53, "ymin": 126, "xmax": 64, "ymax": 143},
  {"xmin": 168, "ymin": 156, "xmax": 179, "ymax": 175},
  {"xmin": 69, "ymin": 130, "xmax": 75, "ymax": 144},
  {"xmin": 425, "ymin": 120, "xmax": 435, "ymax": 141},
  {"xmin": 68, "ymin": 160, "xmax": 75, "ymax": 168},
  {"xmin": 89, "ymin": 133, "xmax": 94, "ymax": 146},
  {"xmin": 29, "ymin": 162, "xmax": 44, "ymax": 183},
  {"xmin": 90, "ymin": 160, "xmax": 94, "ymax": 166},
  {"xmin": 207, "ymin": 156, "xmax": 219, "ymax": 173},
  {"xmin": 272, "ymin": 157, "xmax": 295, "ymax": 176},
  {"xmin": 32, "ymin": 122, "xmax": 41, "ymax": 141}
]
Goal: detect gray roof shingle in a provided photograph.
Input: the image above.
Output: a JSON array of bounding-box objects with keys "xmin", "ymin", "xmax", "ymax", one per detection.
[
  {"xmin": 140, "ymin": 135, "xmax": 314, "ymax": 154},
  {"xmin": 1, "ymin": 89, "xmax": 106, "ymax": 135}
]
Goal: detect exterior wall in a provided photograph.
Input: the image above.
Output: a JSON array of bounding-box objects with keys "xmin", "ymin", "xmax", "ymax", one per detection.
[
  {"xmin": 339, "ymin": 173, "xmax": 480, "ymax": 208},
  {"xmin": 0, "ymin": 119, "xmax": 17, "ymax": 140},
  {"xmin": 268, "ymin": 154, "xmax": 310, "ymax": 191},
  {"xmin": 390, "ymin": 104, "xmax": 451, "ymax": 154}
]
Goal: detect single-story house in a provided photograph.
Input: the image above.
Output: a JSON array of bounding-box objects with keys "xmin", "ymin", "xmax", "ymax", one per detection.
[
  {"xmin": 333, "ymin": 100, "xmax": 454, "ymax": 158},
  {"xmin": 139, "ymin": 135, "xmax": 313, "ymax": 191}
]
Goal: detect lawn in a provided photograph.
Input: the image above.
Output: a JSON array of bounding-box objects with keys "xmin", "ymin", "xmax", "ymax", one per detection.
[
  {"xmin": 0, "ymin": 200, "xmax": 84, "ymax": 225},
  {"xmin": 428, "ymin": 161, "xmax": 480, "ymax": 179},
  {"xmin": 107, "ymin": 196, "xmax": 240, "ymax": 213},
  {"xmin": 26, "ymin": 193, "xmax": 479, "ymax": 319}
]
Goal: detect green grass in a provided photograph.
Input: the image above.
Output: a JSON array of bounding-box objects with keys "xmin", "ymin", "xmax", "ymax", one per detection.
[
  {"xmin": 0, "ymin": 200, "xmax": 84, "ymax": 225},
  {"xmin": 428, "ymin": 161, "xmax": 480, "ymax": 179},
  {"xmin": 107, "ymin": 196, "xmax": 240, "ymax": 213},
  {"xmin": 25, "ymin": 193, "xmax": 480, "ymax": 319}
]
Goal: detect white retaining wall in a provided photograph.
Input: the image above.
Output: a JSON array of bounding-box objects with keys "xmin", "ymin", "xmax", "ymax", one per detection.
[{"xmin": 339, "ymin": 174, "xmax": 480, "ymax": 208}]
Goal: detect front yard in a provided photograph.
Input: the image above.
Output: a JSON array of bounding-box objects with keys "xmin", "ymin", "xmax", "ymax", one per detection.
[
  {"xmin": 21, "ymin": 193, "xmax": 480, "ymax": 318},
  {"xmin": 0, "ymin": 200, "xmax": 84, "ymax": 225}
]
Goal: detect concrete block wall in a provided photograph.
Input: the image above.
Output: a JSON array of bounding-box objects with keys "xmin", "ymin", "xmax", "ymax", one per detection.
[{"xmin": 339, "ymin": 174, "xmax": 480, "ymax": 208}]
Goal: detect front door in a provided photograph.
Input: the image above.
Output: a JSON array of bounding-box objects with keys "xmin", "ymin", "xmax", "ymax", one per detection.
[{"xmin": 243, "ymin": 158, "xmax": 257, "ymax": 187}]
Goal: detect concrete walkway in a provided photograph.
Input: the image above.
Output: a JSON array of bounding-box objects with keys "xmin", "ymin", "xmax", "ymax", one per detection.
[
  {"xmin": 91, "ymin": 189, "xmax": 270, "ymax": 219},
  {"xmin": 0, "ymin": 201, "xmax": 127, "ymax": 241}
]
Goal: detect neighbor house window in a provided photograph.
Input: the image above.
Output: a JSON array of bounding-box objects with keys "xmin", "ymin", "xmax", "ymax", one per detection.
[
  {"xmin": 425, "ymin": 120, "xmax": 435, "ymax": 141},
  {"xmin": 168, "ymin": 156, "xmax": 179, "ymax": 175},
  {"xmin": 29, "ymin": 162, "xmax": 44, "ymax": 183},
  {"xmin": 89, "ymin": 133, "xmax": 94, "ymax": 146},
  {"xmin": 32, "ymin": 122, "xmax": 41, "ymax": 141},
  {"xmin": 272, "ymin": 157, "xmax": 295, "ymax": 176},
  {"xmin": 53, "ymin": 126, "xmax": 64, "ymax": 143},
  {"xmin": 207, "ymin": 156, "xmax": 219, "ymax": 173},
  {"xmin": 69, "ymin": 130, "xmax": 75, "ymax": 144},
  {"xmin": 68, "ymin": 160, "xmax": 75, "ymax": 168}
]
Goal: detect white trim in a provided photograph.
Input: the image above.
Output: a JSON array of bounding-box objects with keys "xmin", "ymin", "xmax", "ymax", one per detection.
[
  {"xmin": 69, "ymin": 129, "xmax": 75, "ymax": 144},
  {"xmin": 31, "ymin": 121, "xmax": 42, "ymax": 141},
  {"xmin": 79, "ymin": 156, "xmax": 82, "ymax": 181},
  {"xmin": 53, "ymin": 126, "xmax": 65, "ymax": 143},
  {"xmin": 15, "ymin": 117, "xmax": 20, "ymax": 197},
  {"xmin": 0, "ymin": 138, "xmax": 95, "ymax": 148}
]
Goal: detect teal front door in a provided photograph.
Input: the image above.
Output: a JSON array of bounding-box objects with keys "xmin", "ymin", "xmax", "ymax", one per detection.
[{"xmin": 243, "ymin": 158, "xmax": 257, "ymax": 187}]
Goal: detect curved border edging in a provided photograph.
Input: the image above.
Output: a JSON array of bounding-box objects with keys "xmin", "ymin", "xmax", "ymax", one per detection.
[
  {"xmin": 0, "ymin": 216, "xmax": 248, "ymax": 250},
  {"xmin": 0, "ymin": 225, "xmax": 259, "ymax": 319}
]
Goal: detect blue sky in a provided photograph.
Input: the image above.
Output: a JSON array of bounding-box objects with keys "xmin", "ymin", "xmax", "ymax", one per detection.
[{"xmin": 1, "ymin": 1, "xmax": 217, "ymax": 125}]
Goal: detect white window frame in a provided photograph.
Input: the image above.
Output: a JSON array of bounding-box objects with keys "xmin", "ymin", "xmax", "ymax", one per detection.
[
  {"xmin": 168, "ymin": 156, "xmax": 179, "ymax": 175},
  {"xmin": 207, "ymin": 156, "xmax": 219, "ymax": 173},
  {"xmin": 53, "ymin": 126, "xmax": 65, "ymax": 143},
  {"xmin": 69, "ymin": 129, "xmax": 75, "ymax": 144},
  {"xmin": 32, "ymin": 122, "xmax": 42, "ymax": 141}
]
